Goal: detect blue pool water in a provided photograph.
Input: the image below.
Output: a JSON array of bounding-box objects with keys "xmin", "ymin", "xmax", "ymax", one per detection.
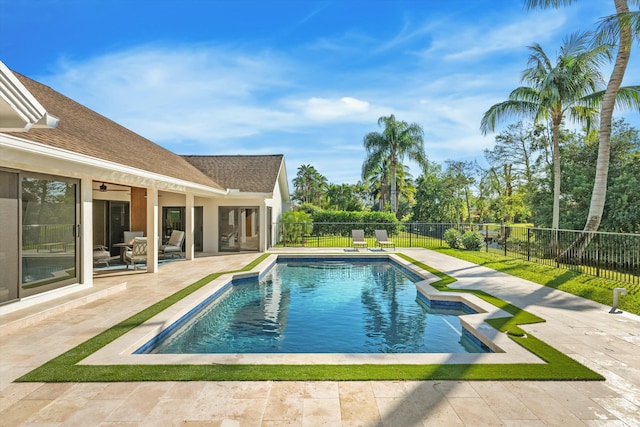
[{"xmin": 139, "ymin": 258, "xmax": 490, "ymax": 354}]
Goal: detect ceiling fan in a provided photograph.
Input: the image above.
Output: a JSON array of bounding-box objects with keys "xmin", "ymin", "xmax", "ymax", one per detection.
[{"xmin": 96, "ymin": 182, "xmax": 130, "ymax": 192}]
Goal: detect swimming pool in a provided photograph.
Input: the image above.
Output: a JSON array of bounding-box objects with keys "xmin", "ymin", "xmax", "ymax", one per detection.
[{"xmin": 137, "ymin": 257, "xmax": 491, "ymax": 355}]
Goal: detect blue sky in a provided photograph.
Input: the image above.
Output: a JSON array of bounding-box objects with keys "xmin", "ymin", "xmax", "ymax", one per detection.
[{"xmin": 1, "ymin": 0, "xmax": 638, "ymax": 185}]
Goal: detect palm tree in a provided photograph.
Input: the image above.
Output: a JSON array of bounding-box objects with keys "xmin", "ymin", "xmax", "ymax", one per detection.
[
  {"xmin": 524, "ymin": 0, "xmax": 640, "ymax": 232},
  {"xmin": 362, "ymin": 114, "xmax": 426, "ymax": 216},
  {"xmin": 363, "ymin": 156, "xmax": 390, "ymax": 211},
  {"xmin": 481, "ymin": 32, "xmax": 611, "ymax": 232},
  {"xmin": 292, "ymin": 164, "xmax": 327, "ymax": 206}
]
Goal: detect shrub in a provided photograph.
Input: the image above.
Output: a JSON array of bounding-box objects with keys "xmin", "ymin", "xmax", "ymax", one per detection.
[
  {"xmin": 310, "ymin": 210, "xmax": 399, "ymax": 236},
  {"xmin": 444, "ymin": 228, "xmax": 463, "ymax": 249},
  {"xmin": 462, "ymin": 231, "xmax": 484, "ymax": 251},
  {"xmin": 281, "ymin": 210, "xmax": 312, "ymax": 243}
]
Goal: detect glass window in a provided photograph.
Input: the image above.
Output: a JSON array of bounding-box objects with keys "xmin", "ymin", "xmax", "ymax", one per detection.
[{"xmin": 21, "ymin": 175, "xmax": 79, "ymax": 296}]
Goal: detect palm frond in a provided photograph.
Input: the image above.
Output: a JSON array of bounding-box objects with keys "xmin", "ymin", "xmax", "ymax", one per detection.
[
  {"xmin": 523, "ymin": 0, "xmax": 574, "ymax": 10},
  {"xmin": 480, "ymin": 99, "xmax": 539, "ymax": 134},
  {"xmin": 612, "ymin": 86, "xmax": 640, "ymax": 110},
  {"xmin": 595, "ymin": 11, "xmax": 640, "ymax": 44}
]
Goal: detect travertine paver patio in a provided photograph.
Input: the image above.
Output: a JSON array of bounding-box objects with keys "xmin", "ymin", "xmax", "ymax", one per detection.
[{"xmin": 1, "ymin": 248, "xmax": 639, "ymax": 426}]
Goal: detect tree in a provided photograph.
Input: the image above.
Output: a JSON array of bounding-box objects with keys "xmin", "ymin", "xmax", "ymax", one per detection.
[
  {"xmin": 413, "ymin": 162, "xmax": 456, "ymax": 223},
  {"xmin": 362, "ymin": 155, "xmax": 391, "ymax": 211},
  {"xmin": 529, "ymin": 119, "xmax": 640, "ymax": 232},
  {"xmin": 325, "ymin": 183, "xmax": 366, "ymax": 211},
  {"xmin": 413, "ymin": 161, "xmax": 471, "ymax": 223},
  {"xmin": 484, "ymin": 122, "xmax": 547, "ymax": 190},
  {"xmin": 292, "ymin": 164, "xmax": 327, "ymax": 206},
  {"xmin": 482, "ymin": 122, "xmax": 546, "ymax": 224},
  {"xmin": 444, "ymin": 160, "xmax": 479, "ymax": 224},
  {"xmin": 362, "ymin": 114, "xmax": 427, "ymax": 216},
  {"xmin": 481, "ymin": 165, "xmax": 531, "ymax": 225},
  {"xmin": 481, "ymin": 31, "xmax": 611, "ymax": 233},
  {"xmin": 550, "ymin": 120, "xmax": 639, "ymax": 232},
  {"xmin": 524, "ymin": 0, "xmax": 640, "ymax": 233}
]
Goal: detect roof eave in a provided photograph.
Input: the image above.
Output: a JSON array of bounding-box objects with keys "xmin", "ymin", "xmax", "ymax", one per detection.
[
  {"xmin": 0, "ymin": 61, "xmax": 59, "ymax": 131},
  {"xmin": 1, "ymin": 133, "xmax": 228, "ymax": 197}
]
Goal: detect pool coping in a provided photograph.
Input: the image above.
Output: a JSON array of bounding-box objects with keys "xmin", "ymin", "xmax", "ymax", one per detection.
[{"xmin": 80, "ymin": 253, "xmax": 545, "ymax": 366}]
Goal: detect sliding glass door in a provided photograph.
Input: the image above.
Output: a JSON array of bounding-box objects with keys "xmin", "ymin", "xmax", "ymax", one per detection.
[
  {"xmin": 21, "ymin": 173, "xmax": 80, "ymax": 297},
  {"xmin": 0, "ymin": 170, "xmax": 19, "ymax": 304},
  {"xmin": 219, "ymin": 207, "xmax": 259, "ymax": 252}
]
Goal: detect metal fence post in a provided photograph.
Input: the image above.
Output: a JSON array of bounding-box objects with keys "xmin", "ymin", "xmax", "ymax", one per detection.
[
  {"xmin": 485, "ymin": 224, "xmax": 489, "ymax": 252},
  {"xmin": 409, "ymin": 223, "xmax": 413, "ymax": 247},
  {"xmin": 527, "ymin": 227, "xmax": 531, "ymax": 261},
  {"xmin": 504, "ymin": 227, "xmax": 507, "ymax": 257},
  {"xmin": 596, "ymin": 233, "xmax": 601, "ymax": 278}
]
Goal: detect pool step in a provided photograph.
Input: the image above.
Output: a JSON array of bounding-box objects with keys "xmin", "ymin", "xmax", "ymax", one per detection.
[{"xmin": 0, "ymin": 281, "xmax": 128, "ymax": 336}]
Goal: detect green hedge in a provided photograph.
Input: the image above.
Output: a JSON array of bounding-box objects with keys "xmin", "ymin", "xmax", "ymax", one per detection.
[{"xmin": 310, "ymin": 211, "xmax": 399, "ymax": 236}]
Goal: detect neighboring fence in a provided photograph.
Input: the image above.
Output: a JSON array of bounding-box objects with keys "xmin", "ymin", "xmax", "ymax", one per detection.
[
  {"xmin": 22, "ymin": 224, "xmax": 76, "ymax": 252},
  {"xmin": 271, "ymin": 222, "xmax": 640, "ymax": 285}
]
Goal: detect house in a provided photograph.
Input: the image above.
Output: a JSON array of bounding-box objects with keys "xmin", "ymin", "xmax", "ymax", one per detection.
[{"xmin": 0, "ymin": 60, "xmax": 290, "ymax": 311}]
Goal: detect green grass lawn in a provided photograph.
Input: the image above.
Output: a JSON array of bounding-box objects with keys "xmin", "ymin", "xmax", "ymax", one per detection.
[
  {"xmin": 436, "ymin": 248, "xmax": 640, "ymax": 316},
  {"xmin": 16, "ymin": 252, "xmax": 604, "ymax": 383}
]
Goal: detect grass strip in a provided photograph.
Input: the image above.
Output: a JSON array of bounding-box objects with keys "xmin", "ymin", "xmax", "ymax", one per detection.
[{"xmin": 17, "ymin": 252, "xmax": 603, "ymax": 382}]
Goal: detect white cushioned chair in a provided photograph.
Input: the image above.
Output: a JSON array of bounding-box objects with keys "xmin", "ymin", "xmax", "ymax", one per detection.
[
  {"xmin": 159, "ymin": 230, "xmax": 185, "ymax": 258},
  {"xmin": 124, "ymin": 237, "xmax": 147, "ymax": 269}
]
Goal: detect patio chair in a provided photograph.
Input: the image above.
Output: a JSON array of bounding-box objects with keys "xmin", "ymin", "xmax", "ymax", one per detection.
[
  {"xmin": 159, "ymin": 230, "xmax": 185, "ymax": 258},
  {"xmin": 375, "ymin": 229, "xmax": 395, "ymax": 250},
  {"xmin": 123, "ymin": 231, "xmax": 144, "ymax": 245},
  {"xmin": 351, "ymin": 229, "xmax": 368, "ymax": 250},
  {"xmin": 124, "ymin": 237, "xmax": 147, "ymax": 269},
  {"xmin": 93, "ymin": 245, "xmax": 111, "ymax": 266}
]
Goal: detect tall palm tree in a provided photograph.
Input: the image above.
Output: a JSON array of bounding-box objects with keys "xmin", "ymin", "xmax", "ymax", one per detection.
[
  {"xmin": 362, "ymin": 114, "xmax": 426, "ymax": 216},
  {"xmin": 481, "ymin": 32, "xmax": 611, "ymax": 232},
  {"xmin": 524, "ymin": 0, "xmax": 640, "ymax": 232}
]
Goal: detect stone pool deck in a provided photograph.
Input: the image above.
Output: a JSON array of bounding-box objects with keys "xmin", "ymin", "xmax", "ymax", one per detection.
[{"xmin": 1, "ymin": 248, "xmax": 639, "ymax": 426}]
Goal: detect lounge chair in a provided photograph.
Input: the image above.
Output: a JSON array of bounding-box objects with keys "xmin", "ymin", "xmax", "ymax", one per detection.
[
  {"xmin": 375, "ymin": 229, "xmax": 395, "ymax": 250},
  {"xmin": 159, "ymin": 230, "xmax": 185, "ymax": 258},
  {"xmin": 351, "ymin": 229, "xmax": 368, "ymax": 250},
  {"xmin": 124, "ymin": 237, "xmax": 147, "ymax": 269},
  {"xmin": 93, "ymin": 245, "xmax": 111, "ymax": 266}
]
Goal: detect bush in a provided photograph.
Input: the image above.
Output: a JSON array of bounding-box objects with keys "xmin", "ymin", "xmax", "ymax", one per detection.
[
  {"xmin": 462, "ymin": 231, "xmax": 484, "ymax": 251},
  {"xmin": 445, "ymin": 228, "xmax": 483, "ymax": 251},
  {"xmin": 281, "ymin": 210, "xmax": 312, "ymax": 243},
  {"xmin": 444, "ymin": 228, "xmax": 463, "ymax": 249}
]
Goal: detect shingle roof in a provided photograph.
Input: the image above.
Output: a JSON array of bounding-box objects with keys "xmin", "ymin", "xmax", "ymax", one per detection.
[
  {"xmin": 4, "ymin": 73, "xmax": 225, "ymax": 191},
  {"xmin": 183, "ymin": 155, "xmax": 284, "ymax": 194}
]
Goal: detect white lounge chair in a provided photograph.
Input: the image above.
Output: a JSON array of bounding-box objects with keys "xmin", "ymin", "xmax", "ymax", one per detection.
[
  {"xmin": 375, "ymin": 229, "xmax": 395, "ymax": 250},
  {"xmin": 352, "ymin": 229, "xmax": 368, "ymax": 250},
  {"xmin": 160, "ymin": 230, "xmax": 185, "ymax": 258}
]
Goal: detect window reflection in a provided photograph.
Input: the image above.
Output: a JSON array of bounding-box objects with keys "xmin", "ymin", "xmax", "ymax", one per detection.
[{"xmin": 21, "ymin": 176, "xmax": 78, "ymax": 294}]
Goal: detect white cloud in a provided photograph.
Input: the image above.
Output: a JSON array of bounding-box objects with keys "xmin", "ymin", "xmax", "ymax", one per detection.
[
  {"xmin": 303, "ymin": 96, "xmax": 371, "ymax": 120},
  {"xmin": 44, "ymin": 46, "xmax": 300, "ymax": 141},
  {"xmin": 412, "ymin": 11, "xmax": 568, "ymax": 63}
]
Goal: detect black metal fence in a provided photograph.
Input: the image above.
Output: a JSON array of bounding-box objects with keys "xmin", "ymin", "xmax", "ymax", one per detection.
[{"xmin": 271, "ymin": 222, "xmax": 640, "ymax": 285}]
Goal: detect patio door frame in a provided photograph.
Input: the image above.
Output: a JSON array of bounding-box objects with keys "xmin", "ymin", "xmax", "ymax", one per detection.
[{"xmin": 218, "ymin": 206, "xmax": 260, "ymax": 252}]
